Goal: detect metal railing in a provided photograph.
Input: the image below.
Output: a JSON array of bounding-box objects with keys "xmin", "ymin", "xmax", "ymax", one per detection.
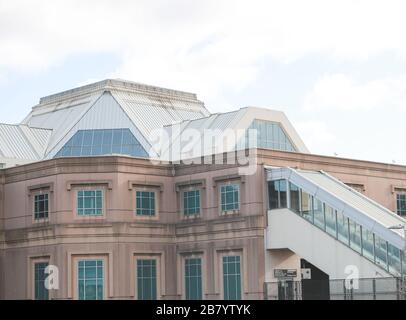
[{"xmin": 264, "ymin": 277, "xmax": 406, "ymax": 300}]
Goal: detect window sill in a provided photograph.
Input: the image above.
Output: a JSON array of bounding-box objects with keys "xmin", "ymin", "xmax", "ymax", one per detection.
[{"xmin": 220, "ymin": 210, "xmax": 240, "ymax": 216}]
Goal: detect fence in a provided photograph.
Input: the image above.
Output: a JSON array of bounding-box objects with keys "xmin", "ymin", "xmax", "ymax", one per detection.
[{"xmin": 264, "ymin": 277, "xmax": 406, "ymax": 300}]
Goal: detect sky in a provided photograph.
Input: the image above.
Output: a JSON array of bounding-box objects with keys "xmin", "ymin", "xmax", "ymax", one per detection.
[{"xmin": 1, "ymin": 0, "xmax": 406, "ymax": 164}]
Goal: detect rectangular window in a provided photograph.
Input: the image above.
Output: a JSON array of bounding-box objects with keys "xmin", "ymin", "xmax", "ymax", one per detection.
[
  {"xmin": 374, "ymin": 236, "xmax": 388, "ymax": 268},
  {"xmin": 349, "ymin": 219, "xmax": 362, "ymax": 253},
  {"xmin": 301, "ymin": 190, "xmax": 313, "ymax": 223},
  {"xmin": 388, "ymin": 244, "xmax": 401, "ymax": 275},
  {"xmin": 268, "ymin": 180, "xmax": 287, "ymax": 209},
  {"xmin": 34, "ymin": 262, "xmax": 49, "ymax": 300},
  {"xmin": 78, "ymin": 260, "xmax": 104, "ymax": 300},
  {"xmin": 337, "ymin": 211, "xmax": 349, "ymax": 244},
  {"xmin": 77, "ymin": 190, "xmax": 103, "ymax": 216},
  {"xmin": 396, "ymin": 193, "xmax": 406, "ymax": 216},
  {"xmin": 313, "ymin": 198, "xmax": 325, "ymax": 230},
  {"xmin": 223, "ymin": 256, "xmax": 242, "ymax": 300},
  {"xmin": 325, "ymin": 205, "xmax": 337, "ymax": 237},
  {"xmin": 185, "ymin": 258, "xmax": 203, "ymax": 300},
  {"xmin": 220, "ymin": 184, "xmax": 240, "ymax": 212},
  {"xmin": 137, "ymin": 259, "xmax": 157, "ymax": 300},
  {"xmin": 136, "ymin": 191, "xmax": 156, "ymax": 216},
  {"xmin": 34, "ymin": 194, "xmax": 49, "ymax": 220},
  {"xmin": 183, "ymin": 190, "xmax": 201, "ymax": 216},
  {"xmin": 289, "ymin": 183, "xmax": 300, "ymax": 213},
  {"xmin": 362, "ymin": 228, "xmax": 375, "ymax": 261}
]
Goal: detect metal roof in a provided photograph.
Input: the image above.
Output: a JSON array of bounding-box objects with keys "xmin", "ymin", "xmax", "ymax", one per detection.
[{"xmin": 0, "ymin": 124, "xmax": 52, "ymax": 160}]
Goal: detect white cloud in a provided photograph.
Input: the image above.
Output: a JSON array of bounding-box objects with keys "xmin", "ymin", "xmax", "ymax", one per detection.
[
  {"xmin": 3, "ymin": 0, "xmax": 406, "ymax": 109},
  {"xmin": 303, "ymin": 73, "xmax": 406, "ymax": 111}
]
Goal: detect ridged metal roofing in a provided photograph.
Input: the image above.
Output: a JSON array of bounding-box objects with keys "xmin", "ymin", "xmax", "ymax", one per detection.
[
  {"xmin": 19, "ymin": 79, "xmax": 210, "ymax": 159},
  {"xmin": 0, "ymin": 124, "xmax": 51, "ymax": 160}
]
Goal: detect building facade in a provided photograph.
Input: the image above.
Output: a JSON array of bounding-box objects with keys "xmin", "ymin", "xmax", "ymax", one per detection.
[{"xmin": 0, "ymin": 80, "xmax": 405, "ymax": 300}]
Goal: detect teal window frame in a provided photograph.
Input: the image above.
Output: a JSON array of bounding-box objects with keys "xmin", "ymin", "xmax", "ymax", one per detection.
[
  {"xmin": 220, "ymin": 184, "xmax": 240, "ymax": 212},
  {"xmin": 34, "ymin": 193, "xmax": 49, "ymax": 220},
  {"xmin": 137, "ymin": 259, "xmax": 157, "ymax": 300},
  {"xmin": 77, "ymin": 190, "xmax": 103, "ymax": 216},
  {"xmin": 78, "ymin": 260, "xmax": 104, "ymax": 300},
  {"xmin": 34, "ymin": 262, "xmax": 49, "ymax": 300},
  {"xmin": 185, "ymin": 258, "xmax": 203, "ymax": 300},
  {"xmin": 396, "ymin": 193, "xmax": 406, "ymax": 216},
  {"xmin": 183, "ymin": 190, "xmax": 201, "ymax": 216},
  {"xmin": 223, "ymin": 255, "xmax": 242, "ymax": 300},
  {"xmin": 136, "ymin": 191, "xmax": 156, "ymax": 216}
]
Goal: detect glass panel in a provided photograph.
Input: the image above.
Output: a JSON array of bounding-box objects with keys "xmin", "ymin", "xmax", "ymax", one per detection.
[
  {"xmin": 349, "ymin": 219, "xmax": 362, "ymax": 253},
  {"xmin": 388, "ymin": 244, "xmax": 401, "ymax": 275},
  {"xmin": 34, "ymin": 193, "xmax": 49, "ymax": 220},
  {"xmin": 246, "ymin": 120, "xmax": 296, "ymax": 152},
  {"xmin": 223, "ymin": 256, "xmax": 242, "ymax": 300},
  {"xmin": 313, "ymin": 198, "xmax": 325, "ymax": 230},
  {"xmin": 137, "ymin": 259, "xmax": 157, "ymax": 300},
  {"xmin": 396, "ymin": 193, "xmax": 406, "ymax": 216},
  {"xmin": 287, "ymin": 182, "xmax": 299, "ymax": 215},
  {"xmin": 77, "ymin": 190, "xmax": 103, "ymax": 216},
  {"xmin": 220, "ymin": 184, "xmax": 240, "ymax": 212},
  {"xmin": 183, "ymin": 190, "xmax": 201, "ymax": 216},
  {"xmin": 301, "ymin": 190, "xmax": 313, "ymax": 223},
  {"xmin": 55, "ymin": 129, "xmax": 148, "ymax": 158},
  {"xmin": 362, "ymin": 228, "xmax": 375, "ymax": 261},
  {"xmin": 136, "ymin": 191, "xmax": 156, "ymax": 216},
  {"xmin": 325, "ymin": 205, "xmax": 337, "ymax": 237},
  {"xmin": 337, "ymin": 212, "xmax": 349, "ymax": 245},
  {"xmin": 78, "ymin": 260, "xmax": 104, "ymax": 300},
  {"xmin": 34, "ymin": 262, "xmax": 49, "ymax": 300},
  {"xmin": 185, "ymin": 258, "xmax": 203, "ymax": 300},
  {"xmin": 278, "ymin": 180, "xmax": 287, "ymax": 208},
  {"xmin": 268, "ymin": 181, "xmax": 279, "ymax": 210},
  {"xmin": 374, "ymin": 236, "xmax": 388, "ymax": 269}
]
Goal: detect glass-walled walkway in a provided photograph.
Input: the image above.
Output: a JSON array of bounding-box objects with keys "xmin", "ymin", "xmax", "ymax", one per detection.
[{"xmin": 267, "ymin": 168, "xmax": 406, "ymax": 278}]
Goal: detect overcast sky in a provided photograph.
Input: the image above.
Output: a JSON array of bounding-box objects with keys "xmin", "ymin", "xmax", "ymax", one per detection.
[{"xmin": 1, "ymin": 0, "xmax": 406, "ymax": 164}]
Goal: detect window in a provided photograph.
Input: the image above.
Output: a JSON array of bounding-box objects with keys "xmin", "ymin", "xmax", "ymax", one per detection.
[
  {"xmin": 289, "ymin": 183, "xmax": 300, "ymax": 213},
  {"xmin": 55, "ymin": 128, "xmax": 148, "ymax": 158},
  {"xmin": 183, "ymin": 190, "xmax": 200, "ymax": 216},
  {"xmin": 220, "ymin": 184, "xmax": 240, "ymax": 212},
  {"xmin": 247, "ymin": 120, "xmax": 296, "ymax": 152},
  {"xmin": 325, "ymin": 205, "xmax": 337, "ymax": 237},
  {"xmin": 349, "ymin": 219, "xmax": 362, "ymax": 253},
  {"xmin": 34, "ymin": 193, "xmax": 49, "ymax": 220},
  {"xmin": 34, "ymin": 262, "xmax": 49, "ymax": 300},
  {"xmin": 78, "ymin": 260, "xmax": 104, "ymax": 300},
  {"xmin": 301, "ymin": 190, "xmax": 313, "ymax": 223},
  {"xmin": 374, "ymin": 236, "xmax": 388, "ymax": 268},
  {"xmin": 362, "ymin": 228, "xmax": 375, "ymax": 261},
  {"xmin": 136, "ymin": 191, "xmax": 156, "ymax": 216},
  {"xmin": 337, "ymin": 211, "xmax": 349, "ymax": 244},
  {"xmin": 77, "ymin": 190, "xmax": 103, "ymax": 216},
  {"xmin": 313, "ymin": 198, "xmax": 325, "ymax": 230},
  {"xmin": 137, "ymin": 259, "xmax": 157, "ymax": 300},
  {"xmin": 345, "ymin": 183, "xmax": 365, "ymax": 194},
  {"xmin": 396, "ymin": 193, "xmax": 406, "ymax": 216},
  {"xmin": 0, "ymin": 163, "xmax": 4, "ymax": 169},
  {"xmin": 223, "ymin": 255, "xmax": 242, "ymax": 300},
  {"xmin": 268, "ymin": 180, "xmax": 287, "ymax": 209},
  {"xmin": 185, "ymin": 258, "xmax": 203, "ymax": 300}
]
